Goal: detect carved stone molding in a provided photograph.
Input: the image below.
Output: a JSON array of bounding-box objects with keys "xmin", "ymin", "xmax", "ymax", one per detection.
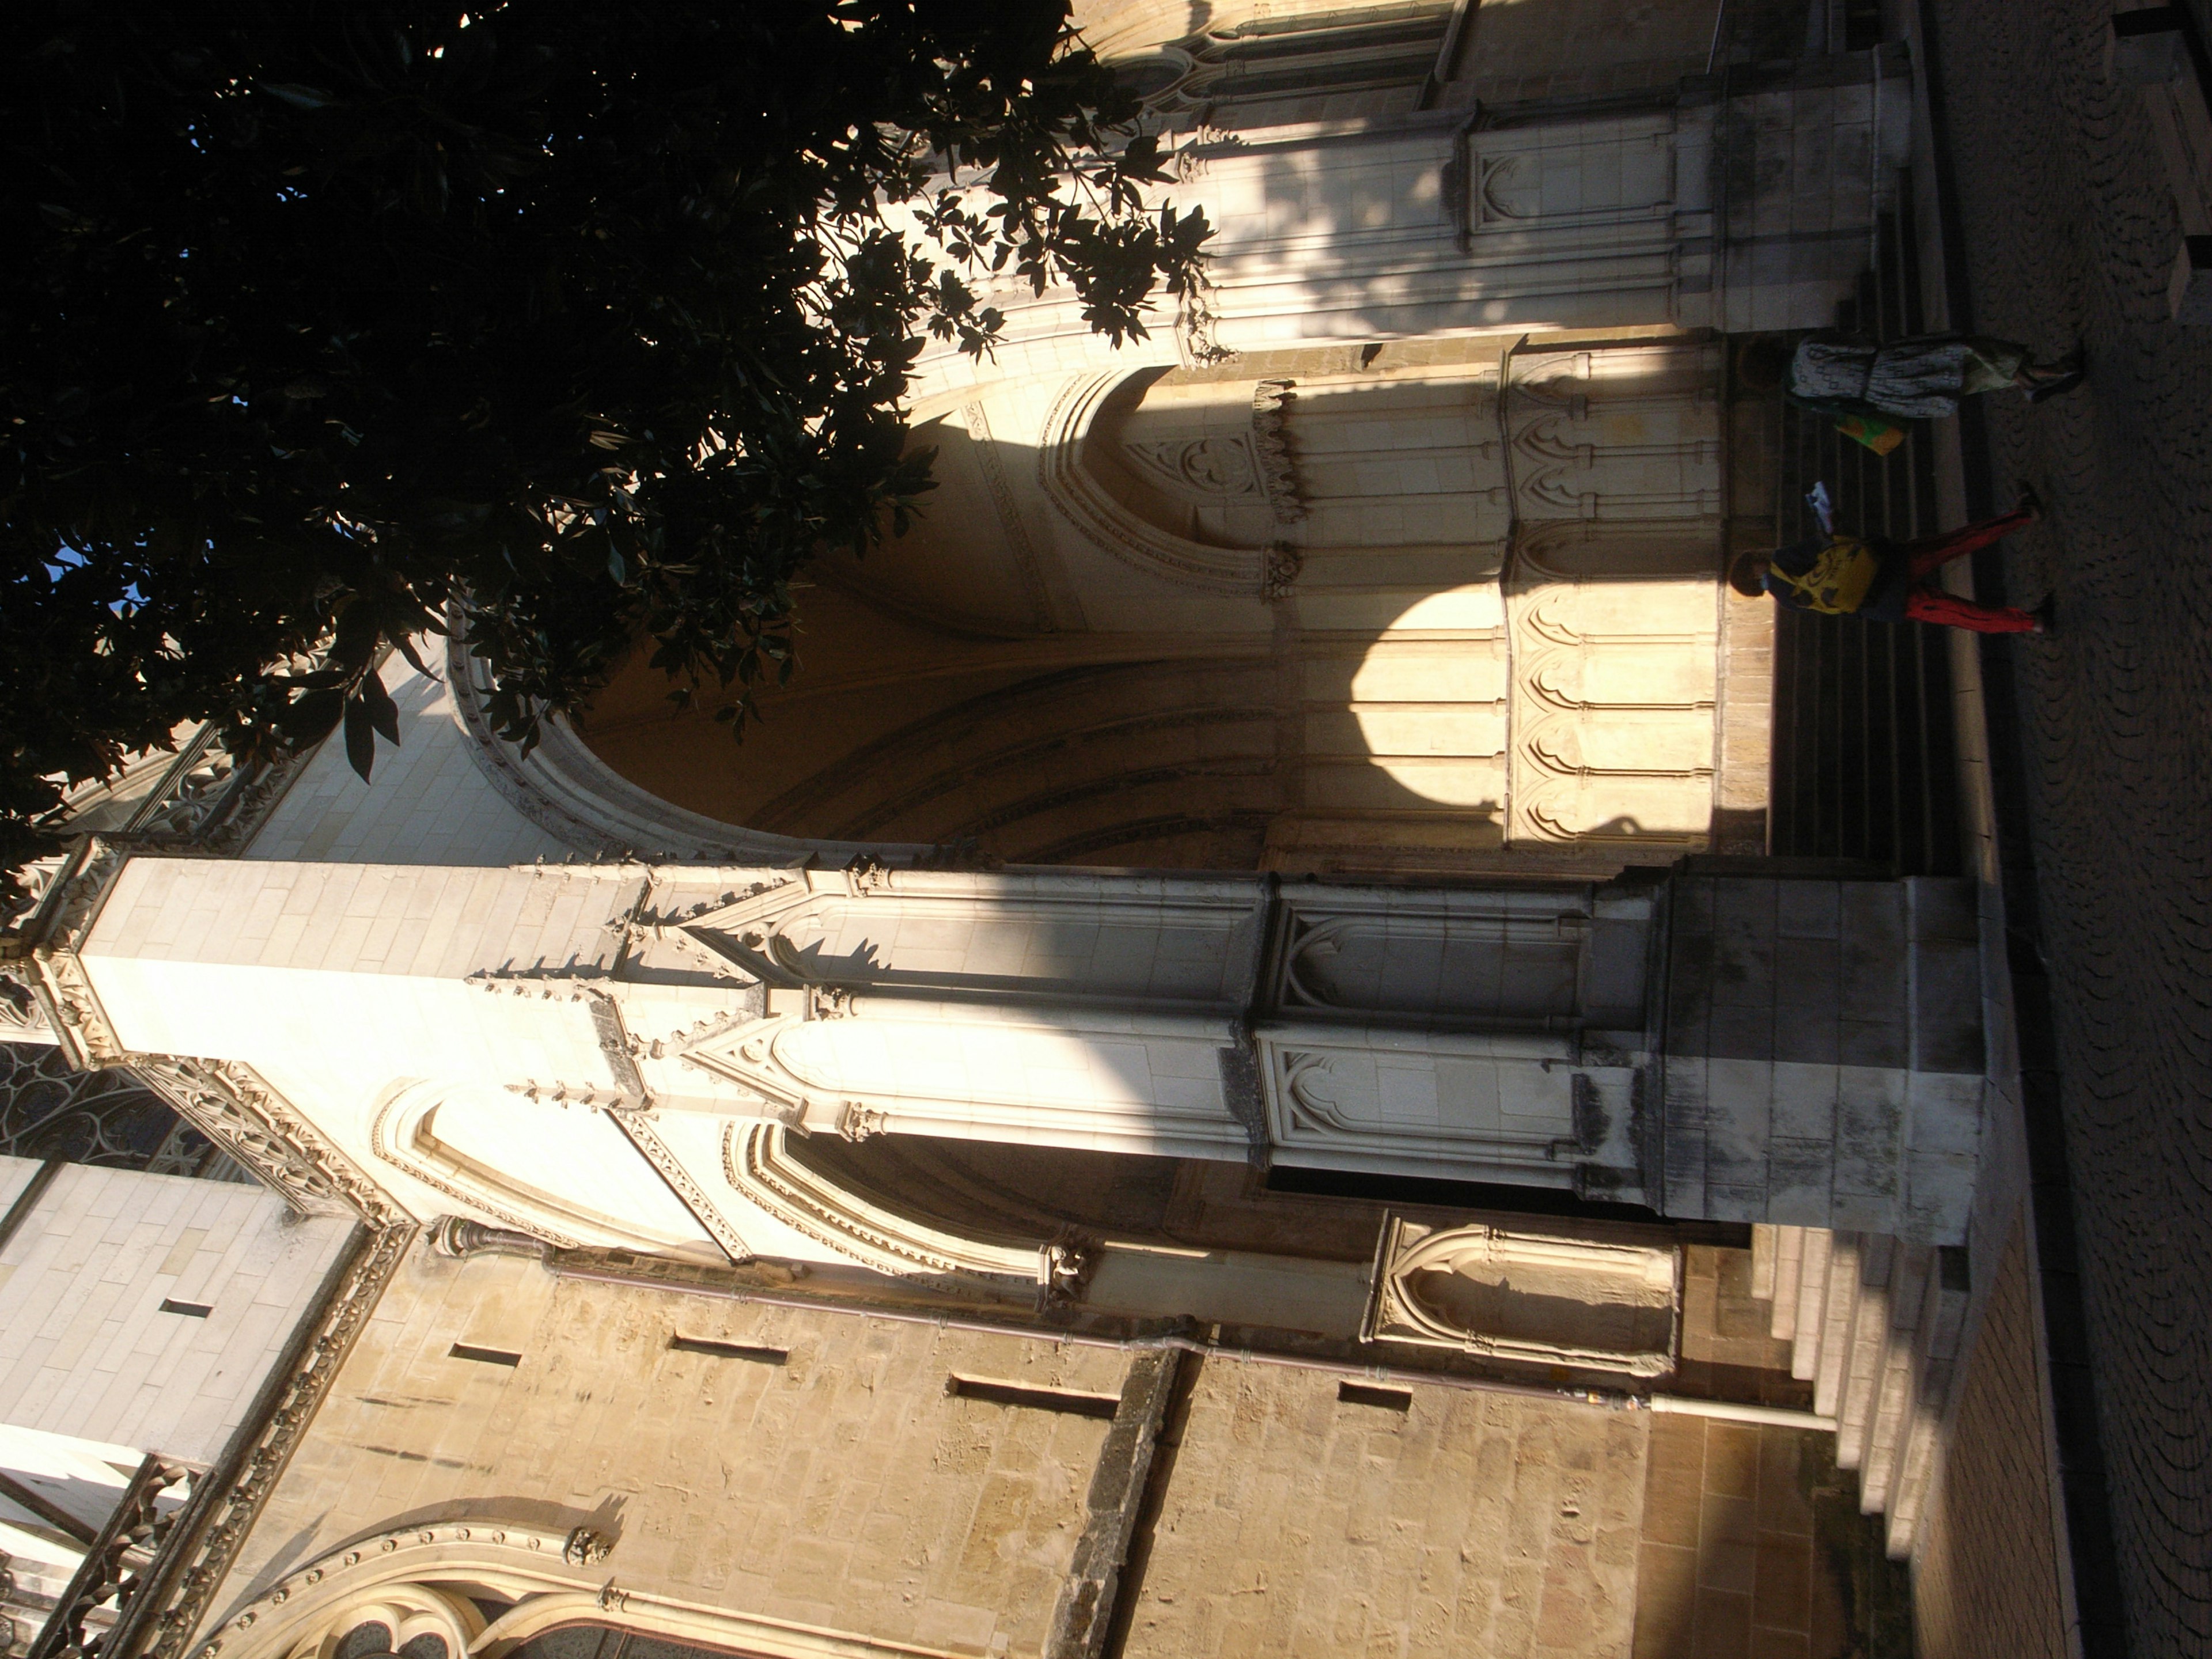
[
  {"xmin": 720, "ymin": 1122, "xmax": 1087, "ymax": 1300},
  {"xmin": 562, "ymin": 1528, "xmax": 614, "ymax": 1568},
  {"xmin": 132, "ymin": 726, "xmax": 317, "ymax": 859},
  {"xmin": 1503, "ymin": 517, "xmax": 1720, "ymax": 853},
  {"xmin": 1259, "ymin": 1033, "xmax": 1635, "ymax": 1185},
  {"xmin": 1173, "ymin": 257, "xmax": 1234, "ymax": 369},
  {"xmin": 1122, "ymin": 434, "xmax": 1259, "ymax": 498},
  {"xmin": 21, "ymin": 838, "xmax": 134, "ymax": 1071},
  {"xmin": 184, "ymin": 1519, "xmax": 944, "ymax": 1659},
  {"xmin": 1039, "ymin": 373, "xmax": 1264, "ymax": 596},
  {"xmin": 366, "ymin": 1088, "xmax": 586, "ymax": 1249},
  {"xmin": 27, "ymin": 1453, "xmax": 193, "ymax": 1659},
  {"xmin": 3, "ymin": 714, "xmax": 341, "ymax": 1069},
  {"xmin": 835, "ymin": 1101, "xmax": 887, "ymax": 1142},
  {"xmin": 959, "ymin": 396, "xmax": 1059, "ymax": 633},
  {"xmin": 1248, "ymin": 378, "xmax": 1305, "ymax": 525},
  {"xmin": 428, "ymin": 1215, "xmax": 551, "ymax": 1262},
  {"xmin": 842, "ymin": 853, "xmax": 892, "ymax": 897},
  {"xmin": 134, "ymin": 1056, "xmax": 401, "ymax": 1225},
  {"xmin": 607, "ymin": 1108, "xmax": 755, "ymax": 1264},
  {"xmin": 442, "ymin": 630, "xmax": 632, "ymax": 859},
  {"xmin": 1, "ymin": 966, "xmax": 56, "ymax": 1040},
  {"xmin": 1362, "ymin": 1215, "xmax": 1679, "ymax": 1377}
]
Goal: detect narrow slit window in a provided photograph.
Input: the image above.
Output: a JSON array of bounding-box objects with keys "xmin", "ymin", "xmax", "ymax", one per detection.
[
  {"xmin": 158, "ymin": 1298, "xmax": 213, "ymax": 1319},
  {"xmin": 449, "ymin": 1342, "xmax": 523, "ymax": 1368},
  {"xmin": 669, "ymin": 1334, "xmax": 787, "ymax": 1365},
  {"xmin": 946, "ymin": 1375, "xmax": 1121, "ymax": 1420},
  {"xmin": 1338, "ymin": 1380, "xmax": 1413, "ymax": 1412}
]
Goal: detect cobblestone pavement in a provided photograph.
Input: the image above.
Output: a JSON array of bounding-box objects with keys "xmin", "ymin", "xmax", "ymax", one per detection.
[{"xmin": 1925, "ymin": 0, "xmax": 2212, "ymax": 1652}]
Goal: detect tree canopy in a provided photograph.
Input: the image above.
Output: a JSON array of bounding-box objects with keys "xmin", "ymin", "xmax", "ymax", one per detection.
[{"xmin": 1, "ymin": 0, "xmax": 1209, "ymax": 905}]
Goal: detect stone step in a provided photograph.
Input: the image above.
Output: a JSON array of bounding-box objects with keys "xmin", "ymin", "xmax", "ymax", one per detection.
[{"xmin": 1751, "ymin": 1222, "xmax": 1970, "ymax": 1559}]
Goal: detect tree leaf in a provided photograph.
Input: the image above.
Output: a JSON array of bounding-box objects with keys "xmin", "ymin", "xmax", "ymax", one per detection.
[
  {"xmin": 361, "ymin": 672, "xmax": 401, "ymax": 744},
  {"xmin": 391, "ymin": 634, "xmax": 442, "ymax": 683},
  {"xmin": 0, "ymin": 3, "xmax": 1213, "ymax": 907},
  {"xmin": 342, "ymin": 697, "xmax": 376, "ymax": 782},
  {"xmin": 257, "ymin": 81, "xmax": 338, "ymax": 110}
]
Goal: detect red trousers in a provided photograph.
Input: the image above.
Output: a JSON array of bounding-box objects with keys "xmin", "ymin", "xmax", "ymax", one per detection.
[{"xmin": 1895, "ymin": 507, "xmax": 2040, "ymax": 633}]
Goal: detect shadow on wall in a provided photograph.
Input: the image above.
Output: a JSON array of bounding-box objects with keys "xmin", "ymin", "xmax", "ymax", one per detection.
[{"xmin": 574, "ymin": 339, "xmax": 1725, "ymax": 877}]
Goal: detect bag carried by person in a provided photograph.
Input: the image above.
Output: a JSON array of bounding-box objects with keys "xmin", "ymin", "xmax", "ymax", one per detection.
[{"xmin": 1768, "ymin": 535, "xmax": 1884, "ymax": 614}]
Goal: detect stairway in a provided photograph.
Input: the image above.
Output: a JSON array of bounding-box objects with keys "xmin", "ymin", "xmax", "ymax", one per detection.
[
  {"xmin": 1753, "ymin": 1224, "xmax": 1972, "ymax": 1559},
  {"xmin": 1768, "ymin": 172, "xmax": 1964, "ymax": 877}
]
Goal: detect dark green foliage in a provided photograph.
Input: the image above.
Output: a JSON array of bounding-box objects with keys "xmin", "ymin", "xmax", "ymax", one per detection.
[{"xmin": 0, "ymin": 1, "xmax": 1207, "ymax": 906}]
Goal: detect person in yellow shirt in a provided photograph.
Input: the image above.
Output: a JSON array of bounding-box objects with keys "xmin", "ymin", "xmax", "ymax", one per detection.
[{"xmin": 1728, "ymin": 490, "xmax": 2052, "ymax": 634}]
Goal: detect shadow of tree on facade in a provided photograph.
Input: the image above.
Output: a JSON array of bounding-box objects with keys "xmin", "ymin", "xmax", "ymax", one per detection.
[{"xmin": 573, "ymin": 338, "xmax": 1725, "ymax": 878}]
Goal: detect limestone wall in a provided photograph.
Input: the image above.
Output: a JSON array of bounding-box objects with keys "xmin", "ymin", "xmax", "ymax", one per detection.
[
  {"xmin": 1123, "ymin": 1365, "xmax": 1648, "ymax": 1659},
  {"xmin": 578, "ymin": 334, "xmax": 1742, "ymax": 879},
  {"xmin": 203, "ymin": 1240, "xmax": 1656, "ymax": 1659},
  {"xmin": 209, "ymin": 1245, "xmax": 1120, "ymax": 1656},
  {"xmin": 247, "ymin": 658, "xmax": 569, "ymax": 869}
]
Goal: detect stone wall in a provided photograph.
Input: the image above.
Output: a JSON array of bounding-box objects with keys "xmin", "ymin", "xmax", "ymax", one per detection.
[
  {"xmin": 211, "ymin": 1244, "xmax": 1122, "ymax": 1656},
  {"xmin": 245, "ymin": 658, "xmax": 567, "ymax": 869},
  {"xmin": 1122, "ymin": 1362, "xmax": 1647, "ymax": 1658},
  {"xmin": 208, "ymin": 1240, "xmax": 1658, "ymax": 1659},
  {"xmin": 1442, "ymin": 0, "xmax": 1720, "ymax": 108},
  {"xmin": 1910, "ymin": 1218, "xmax": 2070, "ymax": 1659}
]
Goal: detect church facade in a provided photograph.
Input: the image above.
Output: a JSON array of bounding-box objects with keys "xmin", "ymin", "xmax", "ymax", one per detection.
[{"xmin": 1, "ymin": 5, "xmax": 2031, "ymax": 1658}]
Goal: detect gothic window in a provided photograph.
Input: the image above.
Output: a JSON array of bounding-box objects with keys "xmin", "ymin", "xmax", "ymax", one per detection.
[
  {"xmin": 0, "ymin": 1040, "xmax": 235, "ymax": 1176},
  {"xmin": 332, "ymin": 1622, "xmax": 452, "ymax": 1659},
  {"xmin": 509, "ymin": 1624, "xmax": 763, "ymax": 1659}
]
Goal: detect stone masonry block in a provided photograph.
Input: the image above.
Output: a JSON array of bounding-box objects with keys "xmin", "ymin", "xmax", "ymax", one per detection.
[
  {"xmin": 1703, "ymin": 1183, "xmax": 1770, "ymax": 1222},
  {"xmin": 1766, "ymin": 1138, "xmax": 1837, "ymax": 1226},
  {"xmin": 1838, "ymin": 883, "xmax": 1908, "ymax": 1025},
  {"xmin": 1906, "ymin": 1071, "xmax": 1982, "ymax": 1160},
  {"xmin": 1838, "ymin": 1014, "xmax": 1908, "ymax": 1070},
  {"xmin": 1905, "ymin": 877, "xmax": 1979, "ymax": 946},
  {"xmin": 1828, "ymin": 1190, "xmax": 1902, "ymax": 1234},
  {"xmin": 1775, "ymin": 881, "xmax": 1842, "ymax": 939},
  {"xmin": 1707, "ymin": 1000, "xmax": 1777, "ymax": 1062},
  {"xmin": 1703, "ymin": 1056, "xmax": 1773, "ymax": 1146},
  {"xmin": 1770, "ymin": 935, "xmax": 1843, "ymax": 1063},
  {"xmin": 1661, "ymin": 1054, "xmax": 1709, "ymax": 1216},
  {"xmin": 1583, "ymin": 919, "xmax": 1648, "ymax": 1028},
  {"xmin": 1911, "ymin": 938, "xmax": 1985, "ymax": 1075},
  {"xmin": 1903, "ymin": 1150, "xmax": 1976, "ymax": 1245},
  {"xmin": 1832, "ymin": 1073, "xmax": 1906, "ymax": 1205},
  {"xmin": 1666, "ymin": 877, "xmax": 1718, "ymax": 1046},
  {"xmin": 2107, "ymin": 8, "xmax": 2190, "ymax": 87},
  {"xmin": 1770, "ymin": 1061, "xmax": 1840, "ymax": 1143},
  {"xmin": 1710, "ymin": 878, "xmax": 1779, "ymax": 997}
]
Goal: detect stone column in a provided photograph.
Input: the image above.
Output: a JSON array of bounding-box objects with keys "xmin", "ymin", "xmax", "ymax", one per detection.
[
  {"xmin": 1660, "ymin": 873, "xmax": 1983, "ymax": 1243},
  {"xmin": 29, "ymin": 848, "xmax": 1983, "ymax": 1253}
]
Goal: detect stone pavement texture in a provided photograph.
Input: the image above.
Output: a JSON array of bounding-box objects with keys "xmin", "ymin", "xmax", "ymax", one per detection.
[{"xmin": 1924, "ymin": 0, "xmax": 2212, "ymax": 1651}]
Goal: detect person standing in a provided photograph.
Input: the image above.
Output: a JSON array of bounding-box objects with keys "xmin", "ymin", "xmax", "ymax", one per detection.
[
  {"xmin": 1729, "ymin": 491, "xmax": 2054, "ymax": 634},
  {"xmin": 1788, "ymin": 331, "xmax": 2085, "ymax": 421}
]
